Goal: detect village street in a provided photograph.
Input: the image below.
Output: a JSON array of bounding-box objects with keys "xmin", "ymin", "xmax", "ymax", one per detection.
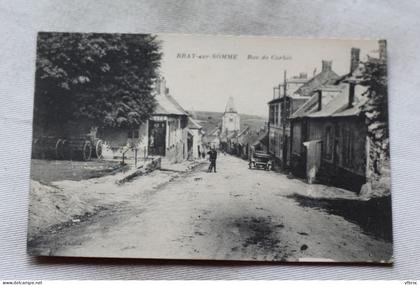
[{"xmin": 29, "ymin": 154, "xmax": 392, "ymax": 262}]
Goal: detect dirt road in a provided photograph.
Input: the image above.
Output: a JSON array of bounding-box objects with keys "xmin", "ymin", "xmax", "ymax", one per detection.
[{"xmin": 29, "ymin": 155, "xmax": 392, "ymax": 262}]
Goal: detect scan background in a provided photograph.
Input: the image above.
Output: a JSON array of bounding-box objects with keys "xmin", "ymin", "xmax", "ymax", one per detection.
[{"xmin": 1, "ymin": 0, "xmax": 419, "ymax": 279}]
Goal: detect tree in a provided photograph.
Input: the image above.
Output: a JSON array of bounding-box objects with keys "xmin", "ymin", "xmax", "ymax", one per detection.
[
  {"xmin": 34, "ymin": 32, "xmax": 162, "ymax": 133},
  {"xmin": 360, "ymin": 56, "xmax": 389, "ymax": 175}
]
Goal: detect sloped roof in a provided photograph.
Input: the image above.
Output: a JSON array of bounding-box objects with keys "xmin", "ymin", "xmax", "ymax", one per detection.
[
  {"xmin": 237, "ymin": 126, "xmax": 250, "ymax": 138},
  {"xmin": 288, "ymin": 77, "xmax": 308, "ymax": 84},
  {"xmin": 239, "ymin": 132, "xmax": 257, "ymax": 145},
  {"xmin": 236, "ymin": 127, "xmax": 252, "ymax": 144},
  {"xmin": 291, "ymin": 85, "xmax": 344, "ymax": 118},
  {"xmin": 329, "ymin": 89, "xmax": 368, "ymax": 118},
  {"xmin": 242, "ymin": 130, "xmax": 266, "ymax": 146},
  {"xmin": 219, "ymin": 129, "xmax": 238, "ymax": 142},
  {"xmin": 268, "ymin": 94, "xmax": 308, "ymax": 105},
  {"xmin": 207, "ymin": 126, "xmax": 220, "ymax": 136},
  {"xmin": 291, "ymin": 84, "xmax": 368, "ymax": 119},
  {"xmin": 167, "ymin": 93, "xmax": 188, "ymax": 114},
  {"xmin": 335, "ymin": 63, "xmax": 365, "ymax": 85},
  {"xmin": 188, "ymin": 117, "xmax": 203, "ymax": 129},
  {"xmin": 290, "ymin": 94, "xmax": 319, "ymax": 118},
  {"xmin": 226, "ymin": 131, "xmax": 238, "ymax": 139},
  {"xmin": 295, "ymin": 69, "xmax": 340, "ymax": 97},
  {"xmin": 251, "ymin": 129, "xmax": 269, "ymax": 146},
  {"xmin": 154, "ymin": 93, "xmax": 188, "ymax": 116}
]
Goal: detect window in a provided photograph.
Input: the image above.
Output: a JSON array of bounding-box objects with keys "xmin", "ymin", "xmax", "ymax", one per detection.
[
  {"xmin": 280, "ymin": 102, "xmax": 284, "ymax": 122},
  {"xmin": 274, "ymin": 104, "xmax": 279, "ymax": 125},
  {"xmin": 341, "ymin": 126, "xmax": 353, "ymax": 167},
  {"xmin": 324, "ymin": 126, "xmax": 333, "ymax": 160},
  {"xmin": 269, "ymin": 105, "xmax": 274, "ymax": 124},
  {"xmin": 292, "ymin": 123, "xmax": 302, "ymax": 154}
]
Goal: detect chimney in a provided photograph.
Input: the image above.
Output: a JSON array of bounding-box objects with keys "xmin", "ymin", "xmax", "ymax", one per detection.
[
  {"xmin": 350, "ymin": 48, "xmax": 360, "ymax": 73},
  {"xmin": 379, "ymin": 39, "xmax": 387, "ymax": 61},
  {"xmin": 278, "ymin": 85, "xmax": 284, "ymax": 98},
  {"xmin": 317, "ymin": 90, "xmax": 322, "ymax": 111},
  {"xmin": 322, "ymin": 60, "xmax": 332, "ymax": 72},
  {"xmin": 157, "ymin": 76, "xmax": 166, "ymax": 96}
]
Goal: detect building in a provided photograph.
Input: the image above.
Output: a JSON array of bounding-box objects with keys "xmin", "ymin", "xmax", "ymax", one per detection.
[
  {"xmin": 267, "ymin": 63, "xmax": 339, "ymax": 170},
  {"xmin": 289, "ymin": 85, "xmax": 368, "ymax": 192},
  {"xmin": 100, "ymin": 77, "xmax": 190, "ymax": 164},
  {"xmin": 220, "ymin": 97, "xmax": 240, "ymax": 152},
  {"xmin": 203, "ymin": 127, "xmax": 221, "ymax": 149},
  {"xmin": 268, "ymin": 94, "xmax": 307, "ymax": 169},
  {"xmin": 227, "ymin": 126, "xmax": 250, "ymax": 157},
  {"xmin": 187, "ymin": 117, "xmax": 205, "ymax": 159},
  {"xmin": 221, "ymin": 96, "xmax": 240, "ymax": 136},
  {"xmin": 284, "ymin": 73, "xmax": 310, "ymax": 94},
  {"xmin": 148, "ymin": 77, "xmax": 190, "ymax": 163},
  {"xmin": 235, "ymin": 126, "xmax": 269, "ymax": 159},
  {"xmin": 294, "ymin": 61, "xmax": 340, "ymax": 97},
  {"xmin": 288, "ymin": 47, "xmax": 381, "ymax": 193},
  {"xmin": 221, "ymin": 130, "xmax": 239, "ymax": 154}
]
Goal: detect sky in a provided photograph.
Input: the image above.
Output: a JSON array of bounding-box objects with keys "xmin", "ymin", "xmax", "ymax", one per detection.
[{"xmin": 158, "ymin": 34, "xmax": 379, "ymax": 117}]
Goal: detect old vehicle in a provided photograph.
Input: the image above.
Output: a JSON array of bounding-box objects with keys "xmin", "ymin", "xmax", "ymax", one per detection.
[{"xmin": 249, "ymin": 151, "xmax": 272, "ymax": 170}]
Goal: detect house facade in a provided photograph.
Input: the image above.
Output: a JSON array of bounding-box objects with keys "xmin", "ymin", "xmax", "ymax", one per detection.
[
  {"xmin": 267, "ymin": 64, "xmax": 339, "ymax": 170},
  {"xmin": 289, "ymin": 47, "xmax": 374, "ymax": 192},
  {"xmin": 268, "ymin": 95, "xmax": 307, "ymax": 168},
  {"xmin": 203, "ymin": 127, "xmax": 220, "ymax": 149},
  {"xmin": 148, "ymin": 78, "xmax": 189, "ymax": 163},
  {"xmin": 235, "ymin": 126, "xmax": 269, "ymax": 160},
  {"xmin": 187, "ymin": 117, "xmax": 205, "ymax": 159},
  {"xmin": 289, "ymin": 83, "xmax": 369, "ymax": 191}
]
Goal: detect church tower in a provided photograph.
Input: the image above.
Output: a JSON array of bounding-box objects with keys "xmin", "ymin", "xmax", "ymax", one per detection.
[{"xmin": 221, "ymin": 97, "xmax": 240, "ymax": 135}]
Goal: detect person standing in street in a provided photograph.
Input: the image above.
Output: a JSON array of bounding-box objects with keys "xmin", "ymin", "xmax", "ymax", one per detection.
[{"xmin": 207, "ymin": 148, "xmax": 217, "ymax": 173}]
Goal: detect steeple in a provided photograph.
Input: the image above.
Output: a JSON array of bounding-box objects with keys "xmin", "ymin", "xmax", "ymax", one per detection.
[
  {"xmin": 221, "ymin": 97, "xmax": 240, "ymax": 134},
  {"xmin": 225, "ymin": 96, "xmax": 237, "ymax": 113}
]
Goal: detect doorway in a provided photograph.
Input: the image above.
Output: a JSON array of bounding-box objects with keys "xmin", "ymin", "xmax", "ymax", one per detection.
[{"xmin": 149, "ymin": 121, "xmax": 166, "ymax": 156}]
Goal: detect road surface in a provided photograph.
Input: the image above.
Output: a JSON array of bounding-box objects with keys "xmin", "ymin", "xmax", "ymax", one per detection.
[{"xmin": 29, "ymin": 154, "xmax": 392, "ymax": 262}]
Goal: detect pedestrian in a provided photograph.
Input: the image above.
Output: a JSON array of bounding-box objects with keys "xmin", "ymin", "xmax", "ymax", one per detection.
[{"xmin": 207, "ymin": 147, "xmax": 217, "ymax": 173}]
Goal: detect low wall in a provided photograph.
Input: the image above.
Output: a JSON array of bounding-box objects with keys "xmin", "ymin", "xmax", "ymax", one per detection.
[{"xmin": 117, "ymin": 157, "xmax": 161, "ymax": 184}]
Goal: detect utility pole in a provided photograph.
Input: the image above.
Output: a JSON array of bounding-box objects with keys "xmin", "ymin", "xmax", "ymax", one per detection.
[
  {"xmin": 270, "ymin": 86, "xmax": 280, "ymax": 154},
  {"xmin": 277, "ymin": 83, "xmax": 282, "ymax": 161},
  {"xmin": 282, "ymin": 70, "xmax": 287, "ymax": 170}
]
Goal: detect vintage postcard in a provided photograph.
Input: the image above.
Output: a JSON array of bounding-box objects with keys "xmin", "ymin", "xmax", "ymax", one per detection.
[{"xmin": 27, "ymin": 33, "xmax": 392, "ymax": 263}]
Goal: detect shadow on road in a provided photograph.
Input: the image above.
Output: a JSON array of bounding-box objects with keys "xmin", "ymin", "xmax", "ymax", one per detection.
[
  {"xmin": 287, "ymin": 194, "xmax": 393, "ymax": 242},
  {"xmin": 228, "ymin": 216, "xmax": 289, "ymax": 261}
]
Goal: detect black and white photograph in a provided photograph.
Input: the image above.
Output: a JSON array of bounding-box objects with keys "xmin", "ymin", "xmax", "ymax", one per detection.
[{"xmin": 27, "ymin": 32, "xmax": 392, "ymax": 263}]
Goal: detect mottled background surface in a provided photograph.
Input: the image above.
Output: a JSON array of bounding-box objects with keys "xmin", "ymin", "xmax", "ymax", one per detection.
[{"xmin": 1, "ymin": 0, "xmax": 420, "ymax": 279}]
